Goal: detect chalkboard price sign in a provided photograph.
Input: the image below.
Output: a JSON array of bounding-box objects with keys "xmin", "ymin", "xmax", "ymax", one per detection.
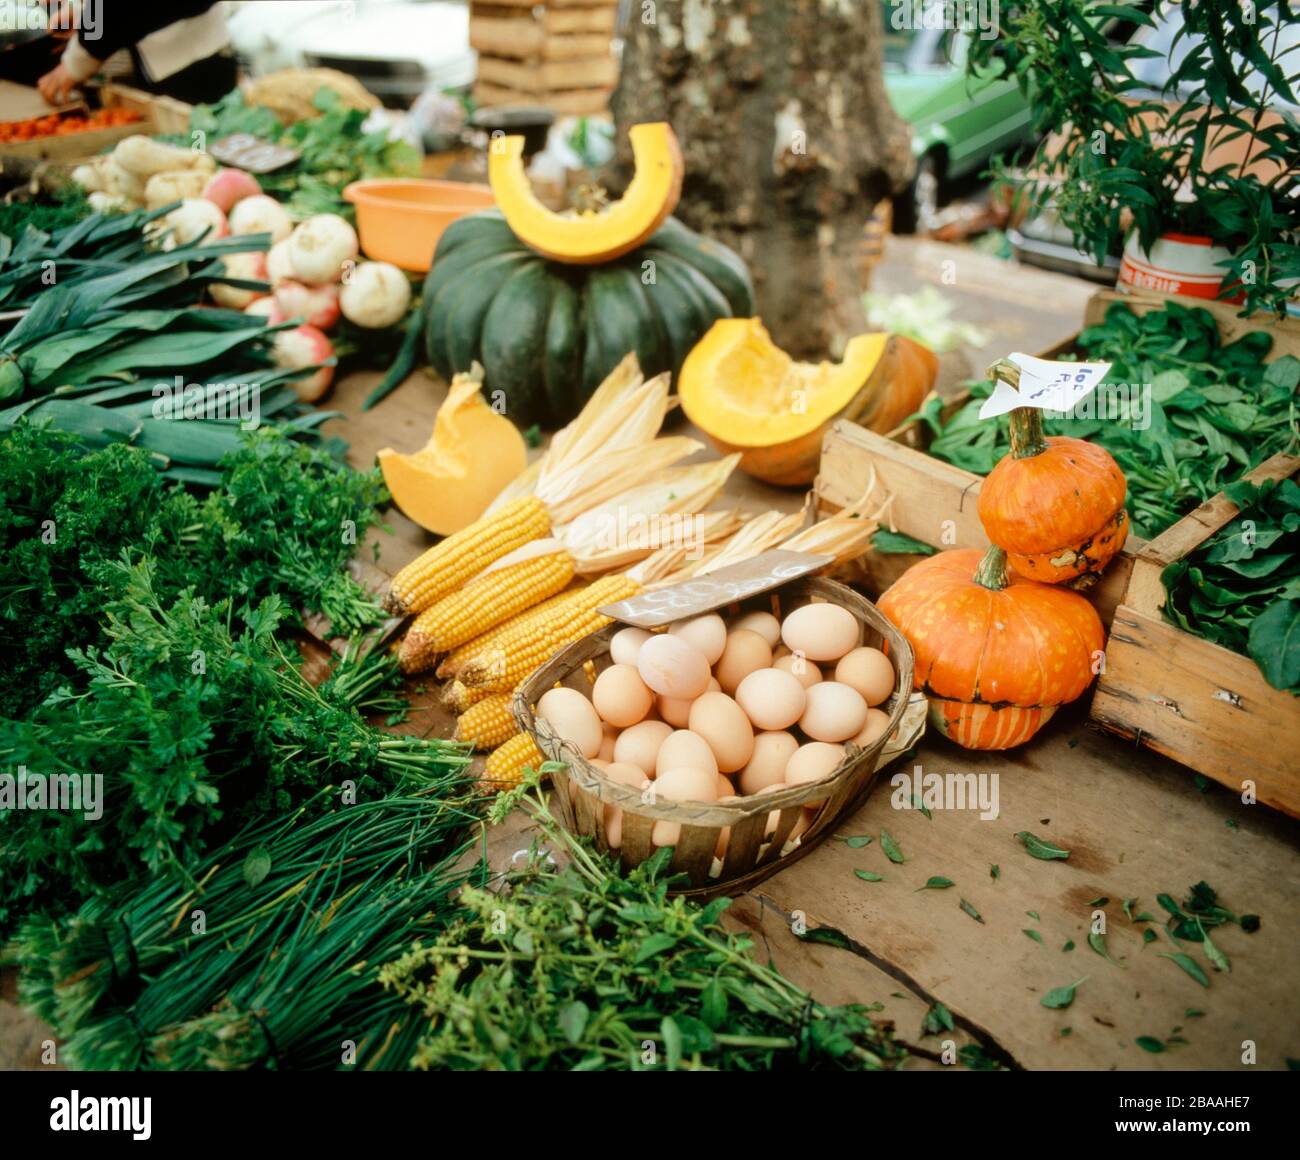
[
  {"xmin": 599, "ymin": 549, "xmax": 834, "ymax": 628},
  {"xmin": 208, "ymin": 134, "xmax": 301, "ymax": 174}
]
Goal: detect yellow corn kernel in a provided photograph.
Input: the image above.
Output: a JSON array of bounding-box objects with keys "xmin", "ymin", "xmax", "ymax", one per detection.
[
  {"xmin": 454, "ymin": 694, "xmax": 518, "ymax": 750},
  {"xmin": 480, "ymin": 732, "xmax": 545, "ymax": 793},
  {"xmin": 458, "ymin": 574, "xmax": 642, "ymax": 692},
  {"xmin": 382, "ymin": 496, "xmax": 549, "ymax": 616},
  {"xmin": 436, "ymin": 585, "xmax": 584, "ymax": 679},
  {"xmin": 398, "ymin": 550, "xmax": 575, "ymax": 674}
]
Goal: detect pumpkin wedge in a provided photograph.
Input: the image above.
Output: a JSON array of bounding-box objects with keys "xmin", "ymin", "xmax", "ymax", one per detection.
[
  {"xmin": 489, "ymin": 122, "xmax": 684, "ymax": 265},
  {"xmin": 678, "ymin": 318, "xmax": 937, "ymax": 486},
  {"xmin": 378, "ymin": 367, "xmax": 527, "ymax": 535}
]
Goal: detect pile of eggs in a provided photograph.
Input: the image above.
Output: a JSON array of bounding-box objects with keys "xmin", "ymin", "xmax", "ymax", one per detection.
[{"xmin": 533, "ymin": 602, "xmax": 897, "ymax": 858}]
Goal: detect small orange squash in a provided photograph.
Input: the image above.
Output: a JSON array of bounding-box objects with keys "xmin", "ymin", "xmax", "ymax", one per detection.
[
  {"xmin": 488, "ymin": 122, "xmax": 683, "ymax": 265},
  {"xmin": 977, "ymin": 361, "xmax": 1129, "ymax": 584},
  {"xmin": 677, "ymin": 318, "xmax": 938, "ymax": 486},
  {"xmin": 878, "ymin": 545, "xmax": 1105, "ymax": 750},
  {"xmin": 377, "ymin": 367, "xmax": 527, "ymax": 535}
]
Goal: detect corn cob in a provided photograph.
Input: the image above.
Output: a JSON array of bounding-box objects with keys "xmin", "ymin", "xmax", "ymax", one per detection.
[
  {"xmin": 458, "ymin": 574, "xmax": 641, "ymax": 692},
  {"xmin": 443, "ymin": 679, "xmax": 492, "ymax": 713},
  {"xmin": 382, "ymin": 496, "xmax": 549, "ymax": 616},
  {"xmin": 436, "ymin": 585, "xmax": 585, "ymax": 679},
  {"xmin": 454, "ymin": 693, "xmax": 518, "ymax": 750},
  {"xmin": 481, "ymin": 732, "xmax": 545, "ymax": 792},
  {"xmin": 398, "ymin": 548, "xmax": 575, "ymax": 674}
]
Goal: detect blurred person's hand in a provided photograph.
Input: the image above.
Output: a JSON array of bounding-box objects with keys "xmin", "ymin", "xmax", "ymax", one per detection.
[{"xmin": 37, "ymin": 61, "xmax": 79, "ymax": 105}]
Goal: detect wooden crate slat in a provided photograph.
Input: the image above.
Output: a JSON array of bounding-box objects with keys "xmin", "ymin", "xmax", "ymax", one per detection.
[
  {"xmin": 474, "ymin": 81, "xmax": 612, "ymax": 116},
  {"xmin": 477, "ymin": 54, "xmax": 617, "ymax": 91},
  {"xmin": 472, "ymin": 22, "xmax": 612, "ymax": 61},
  {"xmin": 1092, "ymin": 606, "xmax": 1300, "ymax": 817}
]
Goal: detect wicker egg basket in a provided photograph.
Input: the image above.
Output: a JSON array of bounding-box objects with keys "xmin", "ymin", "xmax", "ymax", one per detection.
[{"xmin": 512, "ymin": 575, "xmax": 925, "ymax": 898}]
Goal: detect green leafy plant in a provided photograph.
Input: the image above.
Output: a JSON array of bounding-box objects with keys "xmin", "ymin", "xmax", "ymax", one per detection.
[
  {"xmin": 1162, "ymin": 476, "xmax": 1300, "ymax": 692},
  {"xmin": 0, "ymin": 427, "xmax": 386, "ymax": 716},
  {"xmin": 973, "ymin": 0, "xmax": 1299, "ymax": 315},
  {"xmin": 187, "ymin": 88, "xmax": 420, "ymax": 220},
  {"xmin": 378, "ymin": 777, "xmax": 909, "ymax": 1072}
]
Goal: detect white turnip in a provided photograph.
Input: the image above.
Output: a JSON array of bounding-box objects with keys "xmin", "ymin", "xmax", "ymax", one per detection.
[
  {"xmin": 157, "ymin": 199, "xmax": 228, "ymax": 247},
  {"xmin": 274, "ymin": 324, "xmax": 335, "ymax": 402},
  {"xmin": 228, "ymin": 195, "xmax": 292, "ymax": 243},
  {"xmin": 209, "ymin": 252, "xmax": 269, "ymax": 309},
  {"xmin": 266, "ymin": 239, "xmax": 295, "ymax": 285},
  {"xmin": 339, "ymin": 261, "xmax": 412, "ymax": 328},
  {"xmin": 244, "ymin": 296, "xmax": 286, "ymax": 324},
  {"xmin": 274, "ymin": 279, "xmax": 341, "ymax": 331},
  {"xmin": 287, "ymin": 214, "xmax": 359, "ymax": 284}
]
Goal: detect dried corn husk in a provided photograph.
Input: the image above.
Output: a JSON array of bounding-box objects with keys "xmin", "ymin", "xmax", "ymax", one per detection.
[
  {"xmin": 557, "ymin": 454, "xmax": 742, "ymax": 574},
  {"xmin": 781, "ymin": 471, "xmax": 890, "ymax": 565},
  {"xmin": 625, "ymin": 509, "xmax": 744, "ymax": 585}
]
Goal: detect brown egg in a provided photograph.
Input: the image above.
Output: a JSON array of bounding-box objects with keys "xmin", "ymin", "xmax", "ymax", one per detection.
[
  {"xmin": 668, "ymin": 613, "xmax": 727, "ymax": 664},
  {"xmin": 536, "ymin": 687, "xmax": 603, "ymax": 758},
  {"xmin": 781, "ymin": 603, "xmax": 860, "ymax": 661},
  {"xmin": 773, "ymin": 651, "xmax": 822, "ymax": 689},
  {"xmin": 785, "ymin": 741, "xmax": 844, "ymax": 806},
  {"xmin": 610, "ymin": 626, "xmax": 652, "ymax": 667},
  {"xmin": 834, "ymin": 647, "xmax": 895, "ymax": 707},
  {"xmin": 637, "ymin": 633, "xmax": 711, "ymax": 699},
  {"xmin": 735, "ymin": 667, "xmax": 806, "ymax": 731},
  {"xmin": 715, "ymin": 773, "xmax": 734, "ymax": 799},
  {"xmin": 714, "ymin": 629, "xmax": 773, "ymax": 695},
  {"xmin": 656, "ymin": 676, "xmax": 719, "ymax": 727},
  {"xmin": 592, "ymin": 663, "xmax": 654, "ymax": 727},
  {"xmin": 799, "ymin": 681, "xmax": 869, "ymax": 742},
  {"xmin": 655, "ymin": 729, "xmax": 719, "ymax": 778},
  {"xmin": 688, "ymin": 691, "xmax": 755, "ymax": 773},
  {"xmin": 650, "ymin": 766, "xmax": 718, "ymax": 847},
  {"xmin": 738, "ymin": 730, "xmax": 799, "ymax": 795},
  {"xmin": 849, "ymin": 707, "xmax": 894, "ymax": 749},
  {"xmin": 613, "ymin": 719, "xmax": 672, "ymax": 777},
  {"xmin": 730, "ymin": 610, "xmax": 781, "ymax": 648}
]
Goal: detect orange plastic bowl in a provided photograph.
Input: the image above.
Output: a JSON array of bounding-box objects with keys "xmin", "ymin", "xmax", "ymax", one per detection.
[{"xmin": 343, "ymin": 179, "xmax": 496, "ymax": 272}]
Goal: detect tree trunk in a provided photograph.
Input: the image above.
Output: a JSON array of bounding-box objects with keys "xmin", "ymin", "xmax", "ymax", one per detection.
[{"xmin": 611, "ymin": 0, "xmax": 913, "ymax": 358}]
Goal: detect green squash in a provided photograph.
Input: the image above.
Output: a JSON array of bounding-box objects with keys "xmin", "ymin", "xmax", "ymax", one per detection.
[{"xmin": 421, "ymin": 210, "xmax": 755, "ymax": 428}]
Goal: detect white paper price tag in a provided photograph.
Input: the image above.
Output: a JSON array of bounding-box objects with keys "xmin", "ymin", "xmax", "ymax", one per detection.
[{"xmin": 978, "ymin": 353, "xmax": 1113, "ymax": 420}]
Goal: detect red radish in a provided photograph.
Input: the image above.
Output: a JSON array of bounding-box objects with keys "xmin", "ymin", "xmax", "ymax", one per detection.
[
  {"xmin": 203, "ymin": 168, "xmax": 261, "ymax": 212},
  {"xmin": 274, "ymin": 324, "xmax": 335, "ymax": 402},
  {"xmin": 266, "ymin": 239, "xmax": 295, "ymax": 285},
  {"xmin": 287, "ymin": 213, "xmax": 359, "ymax": 284},
  {"xmin": 339, "ymin": 260, "xmax": 412, "ymax": 328},
  {"xmin": 209, "ymin": 251, "xmax": 269, "ymax": 309},
  {"xmin": 274, "ymin": 279, "xmax": 340, "ymax": 331},
  {"xmin": 228, "ymin": 194, "xmax": 292, "ymax": 242},
  {"xmin": 157, "ymin": 198, "xmax": 228, "ymax": 247},
  {"xmin": 244, "ymin": 296, "xmax": 286, "ymax": 324}
]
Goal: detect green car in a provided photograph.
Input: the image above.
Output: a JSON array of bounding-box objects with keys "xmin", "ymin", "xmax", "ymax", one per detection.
[{"xmin": 881, "ymin": 4, "xmax": 1036, "ymax": 231}]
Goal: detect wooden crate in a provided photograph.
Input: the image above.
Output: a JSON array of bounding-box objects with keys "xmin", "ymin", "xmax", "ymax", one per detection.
[
  {"xmin": 471, "ymin": 0, "xmax": 618, "ymax": 116},
  {"xmin": 0, "ymin": 83, "xmax": 191, "ymax": 163},
  {"xmin": 1092, "ymin": 453, "xmax": 1300, "ymax": 817}
]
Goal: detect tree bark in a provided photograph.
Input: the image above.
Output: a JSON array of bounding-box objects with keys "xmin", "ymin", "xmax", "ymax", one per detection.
[{"xmin": 611, "ymin": 0, "xmax": 913, "ymax": 357}]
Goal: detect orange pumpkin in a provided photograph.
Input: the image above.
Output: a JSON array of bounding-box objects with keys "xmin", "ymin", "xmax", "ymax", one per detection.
[
  {"xmin": 978, "ymin": 383, "xmax": 1129, "ymax": 584},
  {"xmin": 877, "ymin": 546, "xmax": 1105, "ymax": 749}
]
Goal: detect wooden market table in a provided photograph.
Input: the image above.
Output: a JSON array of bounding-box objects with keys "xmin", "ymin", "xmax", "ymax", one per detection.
[{"xmin": 3, "ymin": 240, "xmax": 1296, "ymax": 1072}]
